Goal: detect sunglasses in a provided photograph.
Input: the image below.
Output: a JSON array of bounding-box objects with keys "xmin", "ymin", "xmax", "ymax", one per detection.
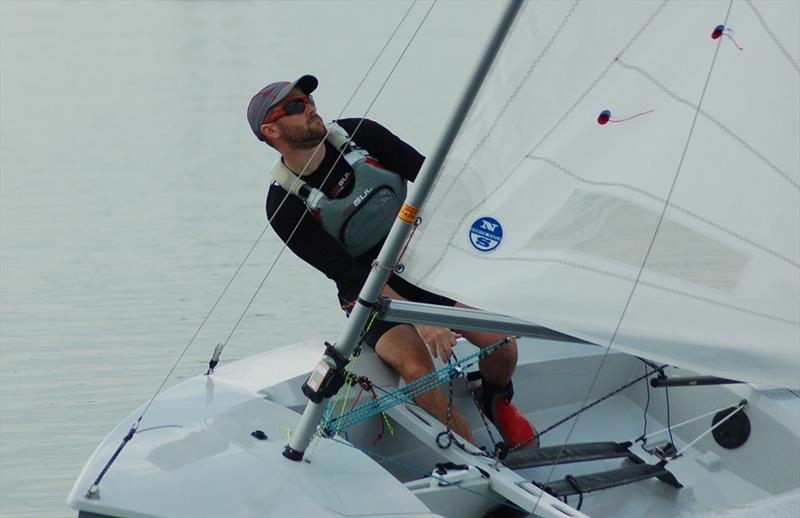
[{"xmin": 264, "ymin": 95, "xmax": 315, "ymax": 124}]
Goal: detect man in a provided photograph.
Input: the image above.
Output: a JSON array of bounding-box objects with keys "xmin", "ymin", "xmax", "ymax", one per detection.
[{"xmin": 247, "ymin": 74, "xmax": 536, "ymax": 449}]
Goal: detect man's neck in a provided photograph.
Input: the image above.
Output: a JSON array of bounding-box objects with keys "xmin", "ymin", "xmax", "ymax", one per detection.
[{"xmin": 282, "ymin": 143, "xmax": 327, "ymax": 177}]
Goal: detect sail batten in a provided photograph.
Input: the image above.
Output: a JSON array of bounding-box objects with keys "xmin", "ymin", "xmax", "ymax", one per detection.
[{"xmin": 402, "ymin": 0, "xmax": 800, "ymax": 389}]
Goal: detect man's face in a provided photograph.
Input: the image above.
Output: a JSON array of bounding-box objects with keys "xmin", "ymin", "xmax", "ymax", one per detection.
[{"xmin": 266, "ymin": 87, "xmax": 326, "ymax": 149}]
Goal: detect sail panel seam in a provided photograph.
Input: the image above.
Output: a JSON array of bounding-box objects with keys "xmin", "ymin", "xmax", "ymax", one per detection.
[
  {"xmin": 419, "ymin": 0, "xmax": 581, "ymax": 270},
  {"xmin": 526, "ymin": 155, "xmax": 799, "ymax": 269},
  {"xmin": 418, "ymin": 0, "xmax": 669, "ymax": 283},
  {"xmin": 746, "ymin": 0, "xmax": 800, "ymax": 74},
  {"xmin": 605, "ymin": 0, "xmax": 740, "ymax": 348},
  {"xmin": 534, "ymin": 1, "xmax": 740, "ymax": 500},
  {"xmin": 615, "ymin": 59, "xmax": 799, "ymax": 191},
  {"xmin": 445, "ymin": 242, "xmax": 800, "ymax": 327}
]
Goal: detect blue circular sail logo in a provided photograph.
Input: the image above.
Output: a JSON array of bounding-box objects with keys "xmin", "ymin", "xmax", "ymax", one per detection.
[{"xmin": 469, "ymin": 217, "xmax": 503, "ymax": 253}]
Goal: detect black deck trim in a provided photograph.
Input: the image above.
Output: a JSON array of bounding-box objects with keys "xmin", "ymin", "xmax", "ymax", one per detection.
[
  {"xmin": 539, "ymin": 461, "xmax": 683, "ymax": 497},
  {"xmin": 504, "ymin": 441, "xmax": 636, "ymax": 469}
]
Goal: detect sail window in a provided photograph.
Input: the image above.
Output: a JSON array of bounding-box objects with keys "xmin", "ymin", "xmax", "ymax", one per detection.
[{"xmin": 524, "ymin": 190, "xmax": 747, "ymax": 292}]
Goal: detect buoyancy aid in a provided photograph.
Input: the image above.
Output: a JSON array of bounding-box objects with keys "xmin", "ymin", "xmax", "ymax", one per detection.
[{"xmin": 271, "ymin": 123, "xmax": 407, "ymax": 257}]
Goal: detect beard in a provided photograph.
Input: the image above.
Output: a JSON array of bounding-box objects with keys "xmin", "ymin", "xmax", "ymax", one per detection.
[{"xmin": 278, "ymin": 115, "xmax": 327, "ymax": 149}]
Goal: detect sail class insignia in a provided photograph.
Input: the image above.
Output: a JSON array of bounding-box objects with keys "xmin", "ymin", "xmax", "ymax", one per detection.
[{"xmin": 469, "ymin": 217, "xmax": 503, "ymax": 253}]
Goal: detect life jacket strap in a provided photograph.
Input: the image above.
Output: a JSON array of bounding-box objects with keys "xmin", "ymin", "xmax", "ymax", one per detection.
[
  {"xmin": 270, "ymin": 122, "xmax": 366, "ymax": 197},
  {"xmin": 326, "ymin": 122, "xmax": 369, "ymax": 167}
]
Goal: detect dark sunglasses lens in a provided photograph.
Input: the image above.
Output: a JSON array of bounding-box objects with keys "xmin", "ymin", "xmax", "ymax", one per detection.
[{"xmin": 284, "ymin": 99, "xmax": 307, "ymax": 115}]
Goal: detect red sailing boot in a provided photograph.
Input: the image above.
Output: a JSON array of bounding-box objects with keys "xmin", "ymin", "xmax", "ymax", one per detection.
[{"xmin": 480, "ymin": 380, "xmax": 539, "ymax": 450}]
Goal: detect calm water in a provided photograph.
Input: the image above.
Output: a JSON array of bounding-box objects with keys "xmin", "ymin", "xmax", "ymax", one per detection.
[{"xmin": 0, "ymin": 1, "xmax": 500, "ymax": 516}]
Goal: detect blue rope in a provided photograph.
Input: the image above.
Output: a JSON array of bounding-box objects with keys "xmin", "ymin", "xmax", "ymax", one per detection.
[
  {"xmin": 323, "ymin": 339, "xmax": 510, "ymax": 434},
  {"xmin": 85, "ymin": 418, "xmax": 141, "ymax": 498}
]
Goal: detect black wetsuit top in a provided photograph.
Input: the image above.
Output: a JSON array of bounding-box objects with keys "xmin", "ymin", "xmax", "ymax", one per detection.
[{"xmin": 265, "ymin": 118, "xmax": 425, "ymax": 307}]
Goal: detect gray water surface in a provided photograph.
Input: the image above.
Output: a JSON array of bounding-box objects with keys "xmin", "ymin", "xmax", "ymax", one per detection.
[{"xmin": 0, "ymin": 2, "xmax": 500, "ymax": 516}]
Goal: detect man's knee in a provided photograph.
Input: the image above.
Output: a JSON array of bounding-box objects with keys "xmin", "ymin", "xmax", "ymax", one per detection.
[
  {"xmin": 374, "ymin": 326, "xmax": 436, "ymax": 382},
  {"xmin": 488, "ymin": 336, "xmax": 518, "ymax": 363},
  {"xmin": 398, "ymin": 358, "xmax": 435, "ymax": 383},
  {"xmin": 499, "ymin": 336, "xmax": 517, "ymax": 352}
]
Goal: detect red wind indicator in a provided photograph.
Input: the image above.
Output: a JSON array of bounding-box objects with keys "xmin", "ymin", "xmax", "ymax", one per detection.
[
  {"xmin": 712, "ymin": 24, "xmax": 744, "ymax": 50},
  {"xmin": 597, "ymin": 109, "xmax": 654, "ymax": 125}
]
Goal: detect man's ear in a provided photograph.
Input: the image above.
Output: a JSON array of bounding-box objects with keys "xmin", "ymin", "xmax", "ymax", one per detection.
[{"xmin": 261, "ymin": 123, "xmax": 279, "ymax": 142}]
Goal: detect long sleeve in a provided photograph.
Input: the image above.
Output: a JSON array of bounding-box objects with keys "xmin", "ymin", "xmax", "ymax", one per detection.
[
  {"xmin": 335, "ymin": 118, "xmax": 424, "ymax": 182},
  {"xmin": 266, "ymin": 185, "xmax": 370, "ymax": 303},
  {"xmin": 264, "ymin": 117, "xmax": 425, "ymax": 306}
]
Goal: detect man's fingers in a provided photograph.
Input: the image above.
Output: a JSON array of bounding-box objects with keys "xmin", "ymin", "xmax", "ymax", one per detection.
[
  {"xmin": 438, "ymin": 342, "xmax": 453, "ymax": 363},
  {"xmin": 417, "ymin": 325, "xmax": 460, "ymax": 361}
]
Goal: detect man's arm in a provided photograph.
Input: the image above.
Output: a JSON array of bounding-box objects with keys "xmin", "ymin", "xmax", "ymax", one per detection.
[
  {"xmin": 336, "ymin": 118, "xmax": 425, "ymax": 182},
  {"xmin": 267, "ymin": 186, "xmax": 370, "ymax": 303},
  {"xmin": 271, "ymin": 198, "xmax": 458, "ymax": 358}
]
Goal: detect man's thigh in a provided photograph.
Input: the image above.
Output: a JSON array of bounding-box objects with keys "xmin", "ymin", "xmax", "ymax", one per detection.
[{"xmin": 374, "ymin": 324, "xmax": 437, "ymax": 381}]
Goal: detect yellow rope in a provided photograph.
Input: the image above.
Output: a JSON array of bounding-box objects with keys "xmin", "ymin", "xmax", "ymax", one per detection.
[
  {"xmin": 304, "ymin": 352, "xmax": 362, "ymax": 463},
  {"xmin": 276, "ymin": 424, "xmax": 292, "ymax": 442},
  {"xmin": 381, "ymin": 412, "xmax": 395, "ymax": 437}
]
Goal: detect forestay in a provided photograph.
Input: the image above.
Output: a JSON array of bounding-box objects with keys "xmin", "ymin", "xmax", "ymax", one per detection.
[{"xmin": 400, "ymin": 1, "xmax": 800, "ymax": 389}]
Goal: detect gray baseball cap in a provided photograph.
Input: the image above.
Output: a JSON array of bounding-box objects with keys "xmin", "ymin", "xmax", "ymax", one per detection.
[{"xmin": 247, "ymin": 74, "xmax": 318, "ymax": 141}]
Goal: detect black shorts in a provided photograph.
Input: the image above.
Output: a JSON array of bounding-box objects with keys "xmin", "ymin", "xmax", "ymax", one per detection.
[{"xmin": 359, "ymin": 274, "xmax": 457, "ymax": 349}]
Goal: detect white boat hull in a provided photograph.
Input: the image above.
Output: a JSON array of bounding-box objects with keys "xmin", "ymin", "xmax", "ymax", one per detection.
[{"xmin": 68, "ymin": 337, "xmax": 800, "ymax": 517}]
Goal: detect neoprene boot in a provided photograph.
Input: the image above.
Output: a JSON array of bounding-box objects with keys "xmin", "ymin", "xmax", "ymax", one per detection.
[{"xmin": 480, "ymin": 380, "xmax": 539, "ymax": 449}]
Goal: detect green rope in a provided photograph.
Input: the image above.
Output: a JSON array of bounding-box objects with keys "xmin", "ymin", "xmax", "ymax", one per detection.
[
  {"xmin": 305, "ymin": 306, "xmax": 381, "ymax": 461},
  {"xmin": 381, "ymin": 411, "xmax": 395, "ymax": 437},
  {"xmin": 334, "ymin": 372, "xmax": 359, "ymax": 435},
  {"xmin": 306, "ymin": 355, "xmax": 363, "ymax": 462}
]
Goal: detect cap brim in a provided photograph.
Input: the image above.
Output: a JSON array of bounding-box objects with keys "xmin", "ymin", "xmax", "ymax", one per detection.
[
  {"xmin": 294, "ymin": 75, "xmax": 318, "ymax": 95},
  {"xmin": 272, "ymin": 75, "xmax": 318, "ymax": 110}
]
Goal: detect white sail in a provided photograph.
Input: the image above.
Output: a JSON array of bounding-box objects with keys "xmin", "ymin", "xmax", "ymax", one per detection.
[{"xmin": 401, "ymin": 0, "xmax": 800, "ymax": 389}]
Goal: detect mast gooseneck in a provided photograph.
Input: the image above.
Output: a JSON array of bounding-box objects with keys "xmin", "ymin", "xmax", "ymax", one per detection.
[{"xmin": 284, "ymin": 0, "xmax": 525, "ymax": 461}]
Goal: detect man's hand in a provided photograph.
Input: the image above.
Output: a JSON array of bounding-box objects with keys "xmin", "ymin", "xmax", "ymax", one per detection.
[{"xmin": 415, "ymin": 324, "xmax": 461, "ymax": 363}]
